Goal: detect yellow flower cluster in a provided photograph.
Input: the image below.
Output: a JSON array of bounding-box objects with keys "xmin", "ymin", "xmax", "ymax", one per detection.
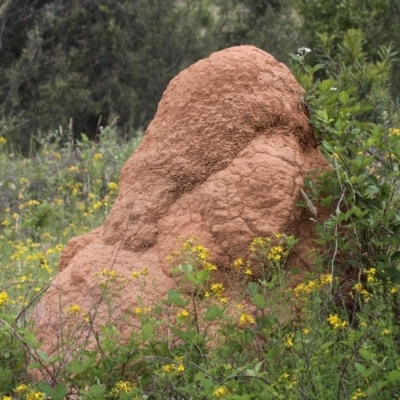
[
  {"xmin": 162, "ymin": 357, "xmax": 185, "ymax": 373},
  {"xmin": 134, "ymin": 306, "xmax": 150, "ymax": 315},
  {"xmin": 294, "ymin": 274, "xmax": 333, "ymax": 298},
  {"xmin": 110, "ymin": 381, "xmax": 136, "ymax": 395},
  {"xmin": 212, "ymin": 386, "xmax": 229, "ymax": 398},
  {"xmin": 238, "ymin": 313, "xmax": 256, "ymax": 328},
  {"xmin": 249, "ymin": 236, "xmax": 270, "ymax": 252},
  {"xmin": 167, "ymin": 237, "xmax": 218, "ymax": 275},
  {"xmin": 63, "ymin": 304, "xmax": 82, "ymax": 314},
  {"xmin": 0, "ymin": 291, "xmax": 9, "ymax": 307},
  {"xmin": 327, "ymin": 314, "xmax": 348, "ymax": 329},
  {"xmin": 93, "ymin": 152, "xmax": 103, "ymax": 161},
  {"xmin": 351, "ymin": 388, "xmax": 366, "ymax": 399},
  {"xmin": 108, "ymin": 181, "xmax": 119, "ymax": 191},
  {"xmin": 267, "ymin": 245, "xmax": 285, "ymax": 261},
  {"xmin": 284, "ymin": 334, "xmax": 294, "ymax": 348},
  {"xmin": 14, "ymin": 384, "xmax": 45, "ymax": 400},
  {"xmin": 101, "ymin": 268, "xmax": 117, "ymax": 278},
  {"xmin": 388, "ymin": 127, "xmax": 400, "ymax": 136},
  {"xmin": 131, "ymin": 267, "xmax": 148, "ymax": 279},
  {"xmin": 68, "ymin": 165, "xmax": 79, "ymax": 173},
  {"xmin": 364, "ymin": 268, "xmax": 376, "ymax": 283},
  {"xmin": 0, "ymin": 136, "xmax": 6, "ymax": 144},
  {"xmin": 352, "ymin": 282, "xmax": 372, "ymax": 303},
  {"xmin": 210, "ymin": 283, "xmax": 227, "ymax": 303},
  {"xmin": 177, "ymin": 309, "xmax": 190, "ymax": 319}
]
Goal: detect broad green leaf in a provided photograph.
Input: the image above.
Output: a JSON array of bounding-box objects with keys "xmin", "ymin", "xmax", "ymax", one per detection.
[
  {"xmin": 354, "ymin": 362, "xmax": 366, "ymax": 376},
  {"xmin": 167, "ymin": 290, "xmax": 190, "ymax": 307},
  {"xmin": 142, "ymin": 323, "xmax": 154, "ymax": 339},
  {"xmin": 339, "ymin": 90, "xmax": 350, "ymax": 104},
  {"xmin": 359, "ymin": 348, "xmax": 376, "ymax": 361},
  {"xmin": 318, "ymin": 79, "xmax": 335, "ymax": 93},
  {"xmin": 24, "ymin": 332, "xmax": 39, "ymax": 349},
  {"xmin": 252, "ymin": 293, "xmax": 267, "ymax": 310},
  {"xmin": 205, "ymin": 304, "xmax": 223, "ymax": 321},
  {"xmin": 179, "ymin": 263, "xmax": 193, "ymax": 274},
  {"xmin": 247, "ymin": 281, "xmax": 259, "ymax": 296},
  {"xmin": 387, "ymin": 370, "xmax": 400, "ymax": 382}
]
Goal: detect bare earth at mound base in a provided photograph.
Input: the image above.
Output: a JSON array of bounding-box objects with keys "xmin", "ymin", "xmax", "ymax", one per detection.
[{"xmin": 33, "ymin": 45, "xmax": 327, "ymax": 355}]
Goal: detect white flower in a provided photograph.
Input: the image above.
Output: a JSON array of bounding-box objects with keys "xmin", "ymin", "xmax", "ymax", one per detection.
[{"xmin": 298, "ymin": 47, "xmax": 312, "ymax": 55}]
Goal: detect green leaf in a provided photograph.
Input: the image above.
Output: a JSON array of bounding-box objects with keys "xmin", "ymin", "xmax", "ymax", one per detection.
[
  {"xmin": 320, "ymin": 341, "xmax": 334, "ymax": 350},
  {"xmin": 37, "ymin": 349, "xmax": 48, "ymax": 361},
  {"xmin": 67, "ymin": 356, "xmax": 96, "ymax": 375},
  {"xmin": 354, "ymin": 362, "xmax": 366, "ymax": 376},
  {"xmin": 254, "ymin": 360, "xmax": 264, "ymax": 372},
  {"xmin": 247, "ymin": 281, "xmax": 259, "ymax": 296},
  {"xmin": 82, "ymin": 384, "xmax": 106, "ymax": 399},
  {"xmin": 205, "ymin": 304, "xmax": 223, "ymax": 321},
  {"xmin": 24, "ymin": 332, "xmax": 39, "ymax": 349},
  {"xmin": 252, "ymin": 293, "xmax": 267, "ymax": 310},
  {"xmin": 387, "ymin": 370, "xmax": 400, "ymax": 382},
  {"xmin": 390, "ymin": 251, "xmax": 400, "ymax": 263},
  {"xmin": 338, "ymin": 90, "xmax": 350, "ymax": 104},
  {"xmin": 142, "ymin": 323, "xmax": 154, "ymax": 339},
  {"xmin": 167, "ymin": 290, "xmax": 190, "ymax": 307},
  {"xmin": 179, "ymin": 263, "xmax": 193, "ymax": 274},
  {"xmin": 54, "ymin": 384, "xmax": 67, "ymax": 399},
  {"xmin": 318, "ymin": 79, "xmax": 335, "ymax": 93},
  {"xmin": 359, "ymin": 348, "xmax": 376, "ymax": 361}
]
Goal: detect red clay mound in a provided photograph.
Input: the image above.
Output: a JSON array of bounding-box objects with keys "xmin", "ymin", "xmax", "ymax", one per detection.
[{"xmin": 33, "ymin": 45, "xmax": 327, "ymax": 356}]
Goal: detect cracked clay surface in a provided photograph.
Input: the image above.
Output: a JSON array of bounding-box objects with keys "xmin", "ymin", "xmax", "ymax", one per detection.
[{"xmin": 32, "ymin": 45, "xmax": 328, "ymax": 353}]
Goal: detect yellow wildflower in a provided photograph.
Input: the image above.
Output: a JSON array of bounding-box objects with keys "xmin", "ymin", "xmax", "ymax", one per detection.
[
  {"xmin": 351, "ymin": 388, "xmax": 366, "ymax": 399},
  {"xmin": 177, "ymin": 310, "xmax": 190, "ymax": 319},
  {"xmin": 134, "ymin": 307, "xmax": 150, "ymax": 315},
  {"xmin": 204, "ymin": 261, "xmax": 217, "ymax": 271},
  {"xmin": 284, "ymin": 334, "xmax": 294, "ymax": 348},
  {"xmin": 212, "ymin": 386, "xmax": 229, "ymax": 398},
  {"xmin": 238, "ymin": 313, "xmax": 256, "ymax": 328},
  {"xmin": 162, "ymin": 364, "xmax": 175, "ymax": 373},
  {"xmin": 0, "ymin": 291, "xmax": 9, "ymax": 307},
  {"xmin": 176, "ymin": 364, "xmax": 185, "ymax": 372},
  {"xmin": 245, "ymin": 268, "xmax": 253, "ymax": 275},
  {"xmin": 0, "ymin": 136, "xmax": 7, "ymax": 144},
  {"xmin": 364, "ymin": 268, "xmax": 376, "ymax": 283},
  {"xmin": 93, "ymin": 153, "xmax": 103, "ymax": 161},
  {"xmin": 101, "ymin": 268, "xmax": 117, "ymax": 278},
  {"xmin": 210, "ymin": 283, "xmax": 224, "ymax": 296},
  {"xmin": 26, "ymin": 391, "xmax": 45, "ymax": 400},
  {"xmin": 382, "ymin": 328, "xmax": 391, "ymax": 335},
  {"xmin": 16, "ymin": 383, "xmax": 29, "ymax": 392},
  {"xmin": 327, "ymin": 314, "xmax": 348, "ymax": 329},
  {"xmin": 64, "ymin": 304, "xmax": 82, "ymax": 314},
  {"xmin": 108, "ymin": 182, "xmax": 118, "ymax": 191},
  {"xmin": 111, "ymin": 381, "xmax": 135, "ymax": 394},
  {"xmin": 267, "ymin": 245, "xmax": 284, "ymax": 261},
  {"xmin": 233, "ymin": 258, "xmax": 243, "ymax": 269},
  {"xmin": 391, "ymin": 285, "xmax": 399, "ymax": 294},
  {"xmin": 249, "ymin": 237, "xmax": 266, "ymax": 252}
]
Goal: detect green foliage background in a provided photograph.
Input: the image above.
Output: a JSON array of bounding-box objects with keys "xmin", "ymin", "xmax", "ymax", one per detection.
[{"xmin": 0, "ymin": 0, "xmax": 298, "ymax": 152}]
